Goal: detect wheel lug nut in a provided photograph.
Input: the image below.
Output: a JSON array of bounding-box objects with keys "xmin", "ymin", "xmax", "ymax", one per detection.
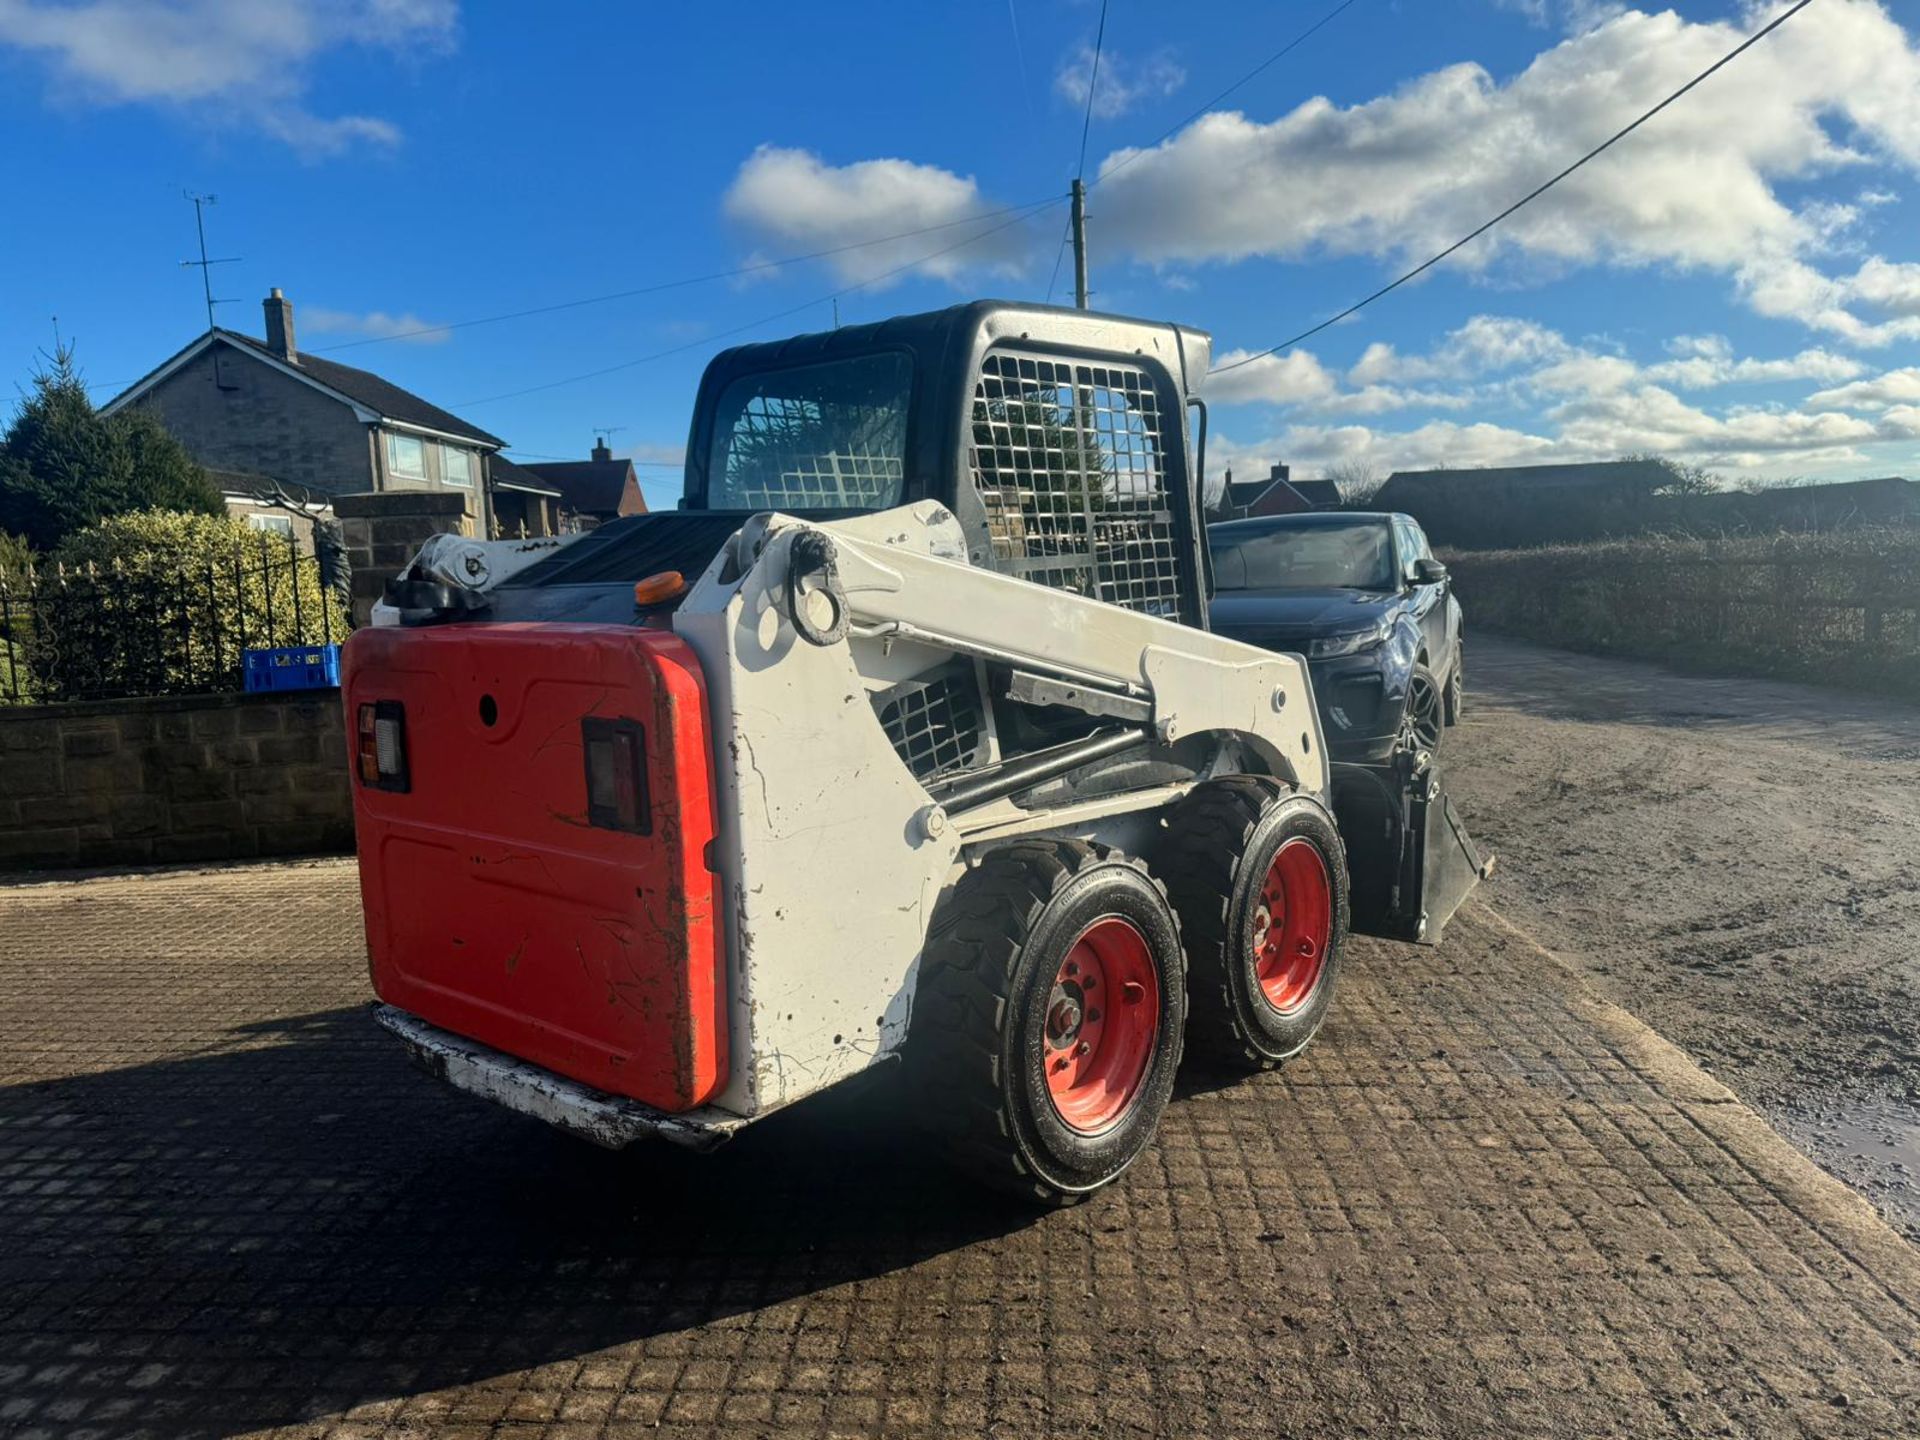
[
  {"xmin": 1087, "ymin": 1008, "xmax": 1101, "ymax": 1023},
  {"xmin": 1075, "ymin": 1041, "xmax": 1090, "ymax": 1056}
]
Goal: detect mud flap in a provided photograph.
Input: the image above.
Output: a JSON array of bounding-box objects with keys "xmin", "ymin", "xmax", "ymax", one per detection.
[{"xmin": 1331, "ymin": 754, "xmax": 1494, "ymax": 946}]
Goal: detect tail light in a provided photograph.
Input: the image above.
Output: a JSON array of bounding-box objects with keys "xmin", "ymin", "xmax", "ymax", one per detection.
[
  {"xmin": 582, "ymin": 717, "xmax": 649, "ymax": 833},
  {"xmin": 357, "ymin": 701, "xmax": 410, "ymax": 792}
]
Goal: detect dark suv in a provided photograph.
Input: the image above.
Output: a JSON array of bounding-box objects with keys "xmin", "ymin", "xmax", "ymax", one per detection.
[{"xmin": 1208, "ymin": 511, "xmax": 1463, "ymax": 763}]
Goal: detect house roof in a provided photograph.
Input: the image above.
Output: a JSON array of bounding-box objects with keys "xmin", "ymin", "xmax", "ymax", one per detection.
[
  {"xmin": 1226, "ymin": 478, "xmax": 1274, "ymax": 510},
  {"xmin": 103, "ymin": 329, "xmax": 504, "ymax": 449},
  {"xmin": 486, "ymin": 454, "xmax": 563, "ymax": 498},
  {"xmin": 521, "ymin": 458, "xmax": 640, "ymax": 516},
  {"xmin": 1379, "ymin": 460, "xmax": 1671, "ymax": 495},
  {"xmin": 1290, "ymin": 478, "xmax": 1342, "ymax": 507}
]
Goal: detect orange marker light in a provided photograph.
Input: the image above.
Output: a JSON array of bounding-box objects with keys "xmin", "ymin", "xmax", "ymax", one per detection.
[{"xmin": 633, "ymin": 570, "xmax": 687, "ymax": 606}]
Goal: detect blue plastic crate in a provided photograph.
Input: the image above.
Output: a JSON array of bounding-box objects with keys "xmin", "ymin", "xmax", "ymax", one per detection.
[{"xmin": 243, "ymin": 644, "xmax": 342, "ymax": 693}]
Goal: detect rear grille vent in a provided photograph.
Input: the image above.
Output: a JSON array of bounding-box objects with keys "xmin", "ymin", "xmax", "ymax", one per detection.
[{"xmin": 874, "ymin": 665, "xmax": 984, "ymax": 783}]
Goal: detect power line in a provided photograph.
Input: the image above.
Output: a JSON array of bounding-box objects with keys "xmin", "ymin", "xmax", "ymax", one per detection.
[
  {"xmin": 1213, "ymin": 0, "xmax": 1816, "ymax": 376},
  {"xmin": 1044, "ymin": 210, "xmax": 1074, "ymax": 304},
  {"xmin": 1074, "ymin": 0, "xmax": 1110, "ymax": 185},
  {"xmin": 458, "ymin": 196, "xmax": 1065, "ymax": 408},
  {"xmin": 308, "ymin": 198, "xmax": 1057, "ymax": 354},
  {"xmin": 504, "ymin": 449, "xmax": 683, "ymax": 467},
  {"xmin": 1093, "ymin": 0, "xmax": 1362, "ymax": 190}
]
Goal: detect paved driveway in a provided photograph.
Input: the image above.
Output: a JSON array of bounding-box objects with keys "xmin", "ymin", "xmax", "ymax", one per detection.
[{"xmin": 2, "ymin": 861, "xmax": 1916, "ymax": 1438}]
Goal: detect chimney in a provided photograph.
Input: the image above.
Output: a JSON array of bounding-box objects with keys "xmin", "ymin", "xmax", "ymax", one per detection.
[
  {"xmin": 1268, "ymin": 462, "xmax": 1291, "ymax": 486},
  {"xmin": 263, "ymin": 288, "xmax": 296, "ymax": 362},
  {"xmin": 591, "ymin": 436, "xmax": 613, "ymax": 463}
]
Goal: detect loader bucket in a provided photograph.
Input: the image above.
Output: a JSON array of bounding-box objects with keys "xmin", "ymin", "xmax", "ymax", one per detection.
[{"xmin": 1331, "ymin": 756, "xmax": 1493, "ymax": 946}]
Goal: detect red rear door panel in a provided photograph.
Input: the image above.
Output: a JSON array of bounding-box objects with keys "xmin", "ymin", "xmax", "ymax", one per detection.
[{"xmin": 344, "ymin": 622, "xmax": 724, "ymax": 1112}]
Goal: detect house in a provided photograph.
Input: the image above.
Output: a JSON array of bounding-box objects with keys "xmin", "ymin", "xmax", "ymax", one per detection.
[
  {"xmin": 1214, "ymin": 463, "xmax": 1336, "ymax": 520},
  {"xmin": 521, "ymin": 438, "xmax": 649, "ymax": 530},
  {"xmin": 1373, "ymin": 459, "xmax": 1672, "ymax": 548},
  {"xmin": 1290, "ymin": 478, "xmax": 1342, "ymax": 508},
  {"xmin": 104, "ymin": 289, "xmax": 518, "ymax": 540},
  {"xmin": 486, "ymin": 455, "xmax": 564, "ymax": 539}
]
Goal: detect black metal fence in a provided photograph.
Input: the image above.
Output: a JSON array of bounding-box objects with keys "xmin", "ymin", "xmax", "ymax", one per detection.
[{"xmin": 0, "ymin": 535, "xmax": 351, "ymax": 705}]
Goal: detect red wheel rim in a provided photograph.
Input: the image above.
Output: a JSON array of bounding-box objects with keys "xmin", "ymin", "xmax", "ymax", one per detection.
[
  {"xmin": 1042, "ymin": 916, "xmax": 1160, "ymax": 1135},
  {"xmin": 1253, "ymin": 838, "xmax": 1332, "ymax": 1014}
]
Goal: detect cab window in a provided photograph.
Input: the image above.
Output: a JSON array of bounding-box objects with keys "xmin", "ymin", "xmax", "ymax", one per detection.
[{"xmin": 707, "ymin": 352, "xmax": 912, "ymax": 511}]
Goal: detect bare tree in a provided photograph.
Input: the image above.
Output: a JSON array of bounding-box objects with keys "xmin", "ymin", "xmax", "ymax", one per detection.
[
  {"xmin": 1324, "ymin": 457, "xmax": 1385, "ymax": 505},
  {"xmin": 1630, "ymin": 452, "xmax": 1721, "ymax": 496}
]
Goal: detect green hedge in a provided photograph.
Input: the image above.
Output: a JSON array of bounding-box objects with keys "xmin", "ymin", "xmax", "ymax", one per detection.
[
  {"xmin": 1444, "ymin": 528, "xmax": 1920, "ymax": 698},
  {"xmin": 3, "ymin": 510, "xmax": 347, "ymax": 704}
]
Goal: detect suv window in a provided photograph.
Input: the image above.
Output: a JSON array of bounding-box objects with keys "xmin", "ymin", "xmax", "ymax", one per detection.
[
  {"xmin": 1394, "ymin": 517, "xmax": 1430, "ymax": 582},
  {"xmin": 707, "ymin": 352, "xmax": 912, "ymax": 511}
]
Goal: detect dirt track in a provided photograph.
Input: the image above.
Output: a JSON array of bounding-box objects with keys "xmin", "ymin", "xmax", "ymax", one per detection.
[{"xmin": 1448, "ymin": 634, "xmax": 1920, "ymax": 1240}]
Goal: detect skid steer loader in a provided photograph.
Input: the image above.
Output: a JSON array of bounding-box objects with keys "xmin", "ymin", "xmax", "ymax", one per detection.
[{"xmin": 345, "ymin": 301, "xmax": 1489, "ymax": 1202}]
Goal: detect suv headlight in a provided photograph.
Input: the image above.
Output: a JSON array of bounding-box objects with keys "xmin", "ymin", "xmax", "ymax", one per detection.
[{"xmin": 1309, "ymin": 620, "xmax": 1392, "ymax": 659}]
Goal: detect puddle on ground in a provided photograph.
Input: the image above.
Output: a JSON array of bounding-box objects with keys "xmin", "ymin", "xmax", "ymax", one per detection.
[{"xmin": 1796, "ymin": 1098, "xmax": 1920, "ymax": 1239}]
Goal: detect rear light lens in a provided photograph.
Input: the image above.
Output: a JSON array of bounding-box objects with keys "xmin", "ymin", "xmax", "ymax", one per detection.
[
  {"xmin": 582, "ymin": 717, "xmax": 649, "ymax": 833},
  {"xmin": 356, "ymin": 701, "xmax": 410, "ymax": 792}
]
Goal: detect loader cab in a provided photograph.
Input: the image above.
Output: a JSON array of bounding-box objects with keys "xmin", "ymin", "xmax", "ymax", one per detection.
[{"xmin": 500, "ymin": 302, "xmax": 1215, "ymax": 628}]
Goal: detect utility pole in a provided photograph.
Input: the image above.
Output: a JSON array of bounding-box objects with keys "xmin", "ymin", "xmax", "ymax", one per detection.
[{"xmin": 1070, "ymin": 178, "xmax": 1089, "ymax": 310}]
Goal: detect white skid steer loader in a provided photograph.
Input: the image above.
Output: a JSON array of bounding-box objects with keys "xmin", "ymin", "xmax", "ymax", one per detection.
[{"xmin": 345, "ymin": 301, "xmax": 1489, "ymax": 1202}]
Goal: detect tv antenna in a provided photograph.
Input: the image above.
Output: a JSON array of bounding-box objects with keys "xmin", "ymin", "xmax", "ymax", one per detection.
[
  {"xmin": 182, "ymin": 192, "xmax": 243, "ymax": 389},
  {"xmin": 180, "ymin": 192, "xmax": 242, "ymax": 333},
  {"xmin": 594, "ymin": 425, "xmax": 627, "ymax": 449}
]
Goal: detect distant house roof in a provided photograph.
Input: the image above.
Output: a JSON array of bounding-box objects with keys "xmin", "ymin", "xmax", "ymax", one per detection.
[
  {"xmin": 1377, "ymin": 460, "xmax": 1670, "ymax": 502},
  {"xmin": 522, "ymin": 457, "xmax": 646, "ymax": 518},
  {"xmin": 1290, "ymin": 479, "xmax": 1342, "ymax": 508},
  {"xmin": 1225, "ymin": 478, "xmax": 1275, "ymax": 512},
  {"xmin": 486, "ymin": 454, "xmax": 562, "ymax": 498},
  {"xmin": 103, "ymin": 328, "xmax": 504, "ymax": 449}
]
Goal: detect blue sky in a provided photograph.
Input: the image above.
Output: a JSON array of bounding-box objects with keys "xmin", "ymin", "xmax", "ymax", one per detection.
[{"xmin": 3, "ymin": 0, "xmax": 1918, "ymax": 505}]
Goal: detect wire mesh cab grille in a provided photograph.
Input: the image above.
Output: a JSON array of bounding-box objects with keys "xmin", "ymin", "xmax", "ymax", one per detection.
[
  {"xmin": 968, "ymin": 349, "xmax": 1184, "ymax": 619},
  {"xmin": 873, "ymin": 664, "xmax": 984, "ymax": 783},
  {"xmin": 709, "ymin": 352, "xmax": 911, "ymax": 512}
]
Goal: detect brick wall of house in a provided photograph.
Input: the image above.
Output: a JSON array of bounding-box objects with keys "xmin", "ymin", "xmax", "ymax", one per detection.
[
  {"xmin": 130, "ymin": 341, "xmax": 376, "ymax": 498},
  {"xmin": 0, "ymin": 690, "xmax": 354, "ymax": 871}
]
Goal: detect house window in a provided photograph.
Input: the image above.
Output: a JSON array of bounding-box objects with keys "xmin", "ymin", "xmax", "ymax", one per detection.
[
  {"xmin": 387, "ymin": 433, "xmax": 426, "ymax": 479},
  {"xmin": 441, "ymin": 445, "xmax": 473, "ymax": 487},
  {"xmin": 247, "ymin": 513, "xmax": 296, "ymax": 539}
]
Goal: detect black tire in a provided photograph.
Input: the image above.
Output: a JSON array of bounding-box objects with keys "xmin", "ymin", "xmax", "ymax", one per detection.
[
  {"xmin": 906, "ymin": 839, "xmax": 1186, "ymax": 1204},
  {"xmin": 1402, "ymin": 662, "xmax": 1445, "ymax": 757},
  {"xmin": 1159, "ymin": 777, "xmax": 1349, "ymax": 1071},
  {"xmin": 1445, "ymin": 643, "xmax": 1465, "ymax": 726}
]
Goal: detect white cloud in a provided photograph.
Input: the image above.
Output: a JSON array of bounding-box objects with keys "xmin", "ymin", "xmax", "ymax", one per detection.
[
  {"xmin": 1053, "ymin": 43, "xmax": 1185, "ymax": 121},
  {"xmin": 1213, "ymin": 384, "xmax": 1920, "ymax": 485},
  {"xmin": 1806, "ymin": 367, "xmax": 1920, "ymax": 412},
  {"xmin": 1204, "ymin": 349, "xmax": 1340, "ymax": 407},
  {"xmin": 302, "ymin": 306, "xmax": 449, "ymax": 344},
  {"xmin": 1205, "ymin": 312, "xmax": 1911, "ymax": 480},
  {"xmin": 1493, "ymin": 0, "xmax": 1626, "ymax": 31},
  {"xmin": 722, "ymin": 146, "xmax": 1035, "ymax": 287},
  {"xmin": 1348, "ymin": 316, "xmax": 1568, "ymax": 384},
  {"xmin": 0, "ymin": 0, "xmax": 454, "ymax": 156},
  {"xmin": 1092, "ymin": 3, "xmax": 1920, "ymax": 339}
]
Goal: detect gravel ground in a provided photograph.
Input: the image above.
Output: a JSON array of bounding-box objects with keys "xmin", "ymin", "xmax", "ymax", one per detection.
[{"xmin": 1447, "ymin": 634, "xmax": 1920, "ymax": 1241}]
